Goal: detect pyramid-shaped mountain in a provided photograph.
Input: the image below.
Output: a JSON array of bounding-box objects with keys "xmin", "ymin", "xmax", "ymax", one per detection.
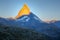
[{"xmin": 0, "ymin": 4, "xmax": 60, "ymax": 40}]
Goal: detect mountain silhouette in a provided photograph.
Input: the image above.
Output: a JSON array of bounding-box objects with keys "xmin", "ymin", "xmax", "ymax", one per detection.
[
  {"xmin": 0, "ymin": 12, "xmax": 60, "ymax": 40},
  {"xmin": 53, "ymin": 21, "xmax": 60, "ymax": 28},
  {"xmin": 0, "ymin": 4, "xmax": 60, "ymax": 40}
]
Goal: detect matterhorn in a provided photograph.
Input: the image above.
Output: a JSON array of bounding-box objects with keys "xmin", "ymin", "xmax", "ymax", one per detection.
[{"xmin": 0, "ymin": 4, "xmax": 60, "ymax": 40}]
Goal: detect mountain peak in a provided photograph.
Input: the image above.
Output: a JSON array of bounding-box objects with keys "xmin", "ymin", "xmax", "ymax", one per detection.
[{"xmin": 16, "ymin": 4, "xmax": 30, "ymax": 18}]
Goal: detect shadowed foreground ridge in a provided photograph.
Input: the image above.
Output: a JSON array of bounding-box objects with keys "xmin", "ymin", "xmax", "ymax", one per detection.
[
  {"xmin": 0, "ymin": 25, "xmax": 51, "ymax": 40},
  {"xmin": 0, "ymin": 13, "xmax": 60, "ymax": 40}
]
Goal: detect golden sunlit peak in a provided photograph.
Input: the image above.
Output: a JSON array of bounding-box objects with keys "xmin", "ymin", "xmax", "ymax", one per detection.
[{"xmin": 16, "ymin": 4, "xmax": 30, "ymax": 18}]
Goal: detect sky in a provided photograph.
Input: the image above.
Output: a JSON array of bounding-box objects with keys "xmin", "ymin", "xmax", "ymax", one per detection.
[{"xmin": 0, "ymin": 0, "xmax": 60, "ymax": 21}]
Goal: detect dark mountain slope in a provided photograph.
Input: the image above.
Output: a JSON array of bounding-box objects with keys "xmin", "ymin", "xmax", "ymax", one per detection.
[{"xmin": 0, "ymin": 25, "xmax": 52, "ymax": 40}]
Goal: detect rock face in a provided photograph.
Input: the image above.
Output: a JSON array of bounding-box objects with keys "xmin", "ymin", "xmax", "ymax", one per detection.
[{"xmin": 16, "ymin": 4, "xmax": 30, "ymax": 18}]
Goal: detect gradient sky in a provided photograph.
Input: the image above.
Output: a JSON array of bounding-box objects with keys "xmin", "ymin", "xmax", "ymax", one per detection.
[{"xmin": 0, "ymin": 0, "xmax": 60, "ymax": 21}]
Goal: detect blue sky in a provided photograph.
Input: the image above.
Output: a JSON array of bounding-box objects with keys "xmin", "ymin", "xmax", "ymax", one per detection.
[{"xmin": 0, "ymin": 0, "xmax": 60, "ymax": 21}]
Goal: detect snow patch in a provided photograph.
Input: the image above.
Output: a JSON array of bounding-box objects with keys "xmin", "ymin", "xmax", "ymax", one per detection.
[{"xmin": 16, "ymin": 16, "xmax": 30, "ymax": 22}]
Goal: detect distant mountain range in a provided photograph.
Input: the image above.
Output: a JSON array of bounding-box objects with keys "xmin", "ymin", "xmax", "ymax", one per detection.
[{"xmin": 0, "ymin": 12, "xmax": 60, "ymax": 40}]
